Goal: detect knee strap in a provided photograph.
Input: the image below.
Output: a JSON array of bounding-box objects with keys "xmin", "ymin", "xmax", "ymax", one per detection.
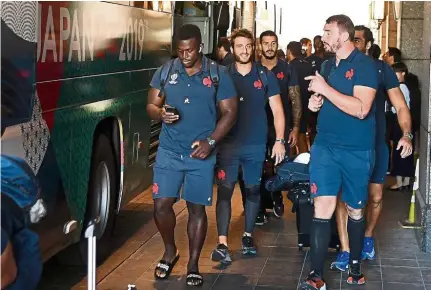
[
  {"xmin": 245, "ymin": 184, "xmax": 260, "ymax": 203},
  {"xmin": 218, "ymin": 182, "xmax": 235, "ymax": 201}
]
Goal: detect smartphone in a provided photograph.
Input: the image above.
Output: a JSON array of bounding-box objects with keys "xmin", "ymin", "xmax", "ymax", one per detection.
[{"xmin": 164, "ymin": 105, "xmax": 179, "ymax": 116}]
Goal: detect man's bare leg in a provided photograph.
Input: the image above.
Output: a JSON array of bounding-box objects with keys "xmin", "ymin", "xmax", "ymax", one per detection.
[{"xmin": 365, "ymin": 183, "xmax": 384, "ymax": 237}]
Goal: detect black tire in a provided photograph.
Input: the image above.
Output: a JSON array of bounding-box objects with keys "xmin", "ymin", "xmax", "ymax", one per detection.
[
  {"xmin": 57, "ymin": 133, "xmax": 118, "ymax": 266},
  {"xmin": 81, "ymin": 133, "xmax": 117, "ymax": 264}
]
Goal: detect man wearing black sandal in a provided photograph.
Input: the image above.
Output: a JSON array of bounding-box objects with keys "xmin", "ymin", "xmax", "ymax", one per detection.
[{"xmin": 146, "ymin": 24, "xmax": 238, "ymax": 286}]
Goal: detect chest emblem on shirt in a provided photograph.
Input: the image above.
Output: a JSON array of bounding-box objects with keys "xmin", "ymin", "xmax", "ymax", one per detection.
[
  {"xmin": 345, "ymin": 69, "xmax": 354, "ymax": 80},
  {"xmin": 239, "ymin": 97, "xmax": 244, "ymax": 102},
  {"xmin": 169, "ymin": 73, "xmax": 178, "ymax": 85},
  {"xmin": 276, "ymin": 72, "xmax": 285, "ymax": 80},
  {"xmin": 184, "ymin": 97, "xmax": 190, "ymax": 104},
  {"xmin": 203, "ymin": 76, "xmax": 212, "ymax": 88},
  {"xmin": 310, "ymin": 183, "xmax": 318, "ymax": 194},
  {"xmin": 254, "ymin": 79, "xmax": 263, "ymax": 89}
]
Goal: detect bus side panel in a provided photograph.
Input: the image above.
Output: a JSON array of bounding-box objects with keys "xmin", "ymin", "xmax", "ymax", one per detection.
[{"xmin": 36, "ymin": 1, "xmax": 172, "ymax": 224}]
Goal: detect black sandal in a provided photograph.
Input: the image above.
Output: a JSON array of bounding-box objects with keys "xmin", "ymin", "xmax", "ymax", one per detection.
[
  {"xmin": 154, "ymin": 253, "xmax": 180, "ymax": 280},
  {"xmin": 186, "ymin": 272, "xmax": 203, "ymax": 287}
]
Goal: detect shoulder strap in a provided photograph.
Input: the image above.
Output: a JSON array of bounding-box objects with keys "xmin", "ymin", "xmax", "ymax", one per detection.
[
  {"xmin": 207, "ymin": 58, "xmax": 220, "ymax": 105},
  {"xmin": 255, "ymin": 63, "xmax": 269, "ymax": 97},
  {"xmin": 158, "ymin": 59, "xmax": 175, "ymax": 98}
]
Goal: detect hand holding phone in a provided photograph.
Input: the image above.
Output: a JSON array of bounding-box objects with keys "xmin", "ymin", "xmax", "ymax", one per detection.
[{"xmin": 161, "ymin": 105, "xmax": 179, "ymax": 123}]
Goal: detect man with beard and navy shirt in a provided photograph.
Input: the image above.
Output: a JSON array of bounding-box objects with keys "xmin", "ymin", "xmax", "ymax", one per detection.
[
  {"xmin": 147, "ymin": 24, "xmax": 238, "ymax": 287},
  {"xmin": 300, "ymin": 15, "xmax": 378, "ymax": 289},
  {"xmin": 331, "ymin": 25, "xmax": 413, "ymax": 273},
  {"xmin": 286, "ymin": 41, "xmax": 313, "ymax": 153},
  {"xmin": 211, "ymin": 28, "xmax": 286, "ymax": 265},
  {"xmin": 257, "ymin": 30, "xmax": 302, "ymax": 223}
]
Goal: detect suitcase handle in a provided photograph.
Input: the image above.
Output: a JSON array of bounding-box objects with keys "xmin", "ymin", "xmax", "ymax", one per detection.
[{"xmin": 85, "ymin": 218, "xmax": 100, "ymax": 290}]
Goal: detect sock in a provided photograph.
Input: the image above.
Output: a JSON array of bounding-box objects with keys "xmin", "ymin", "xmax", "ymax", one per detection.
[
  {"xmin": 310, "ymin": 218, "xmax": 331, "ymax": 275},
  {"xmin": 348, "ymin": 216, "xmax": 366, "ymax": 264},
  {"xmin": 403, "ymin": 177, "xmax": 410, "ymax": 186}
]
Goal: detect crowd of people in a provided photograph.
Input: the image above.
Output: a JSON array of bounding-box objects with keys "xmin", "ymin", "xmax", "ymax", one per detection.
[{"xmin": 146, "ymin": 13, "xmax": 420, "ymax": 289}]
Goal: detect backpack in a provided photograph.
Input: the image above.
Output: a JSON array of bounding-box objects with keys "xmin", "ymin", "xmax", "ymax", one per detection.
[
  {"xmin": 404, "ymin": 73, "xmax": 421, "ymax": 132},
  {"xmin": 1, "ymin": 154, "xmax": 46, "ymax": 225},
  {"xmin": 158, "ymin": 58, "xmax": 221, "ymax": 103}
]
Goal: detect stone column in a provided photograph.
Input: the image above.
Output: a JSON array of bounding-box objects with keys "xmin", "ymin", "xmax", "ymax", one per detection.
[
  {"xmin": 241, "ymin": 1, "xmax": 255, "ymax": 34},
  {"xmin": 399, "ymin": 1, "xmax": 431, "ymax": 253}
]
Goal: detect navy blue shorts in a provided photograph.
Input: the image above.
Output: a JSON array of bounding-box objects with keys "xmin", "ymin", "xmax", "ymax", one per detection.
[
  {"xmin": 216, "ymin": 144, "xmax": 266, "ymax": 186},
  {"xmin": 370, "ymin": 142, "xmax": 389, "ymax": 184},
  {"xmin": 152, "ymin": 147, "xmax": 216, "ymax": 206},
  {"xmin": 309, "ymin": 145, "xmax": 375, "ymax": 209}
]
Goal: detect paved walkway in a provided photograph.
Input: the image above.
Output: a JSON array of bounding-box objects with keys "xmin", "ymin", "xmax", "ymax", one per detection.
[{"xmin": 39, "ymin": 181, "xmax": 431, "ymax": 290}]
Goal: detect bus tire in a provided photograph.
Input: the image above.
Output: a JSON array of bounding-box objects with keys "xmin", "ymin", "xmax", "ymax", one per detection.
[{"xmin": 81, "ymin": 133, "xmax": 118, "ymax": 264}]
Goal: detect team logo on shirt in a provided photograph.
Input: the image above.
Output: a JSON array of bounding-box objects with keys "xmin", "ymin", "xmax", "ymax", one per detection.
[
  {"xmin": 203, "ymin": 76, "xmax": 212, "ymax": 88},
  {"xmin": 254, "ymin": 79, "xmax": 263, "ymax": 89},
  {"xmin": 345, "ymin": 69, "xmax": 354, "ymax": 80},
  {"xmin": 169, "ymin": 73, "xmax": 178, "ymax": 85},
  {"xmin": 276, "ymin": 72, "xmax": 285, "ymax": 80},
  {"xmin": 239, "ymin": 97, "xmax": 244, "ymax": 102},
  {"xmin": 184, "ymin": 97, "xmax": 190, "ymax": 104}
]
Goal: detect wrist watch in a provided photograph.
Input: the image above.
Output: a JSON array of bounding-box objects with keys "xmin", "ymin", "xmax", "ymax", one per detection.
[
  {"xmin": 403, "ymin": 132, "xmax": 413, "ymax": 140},
  {"xmin": 275, "ymin": 138, "xmax": 286, "ymax": 145},
  {"xmin": 207, "ymin": 137, "xmax": 216, "ymax": 148}
]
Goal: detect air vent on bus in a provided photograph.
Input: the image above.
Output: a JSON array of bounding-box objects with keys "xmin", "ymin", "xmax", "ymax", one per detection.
[{"xmin": 148, "ymin": 121, "xmax": 162, "ymax": 167}]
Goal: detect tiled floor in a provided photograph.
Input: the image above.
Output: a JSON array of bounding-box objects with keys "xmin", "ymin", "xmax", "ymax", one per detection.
[{"xmin": 39, "ymin": 182, "xmax": 431, "ymax": 290}]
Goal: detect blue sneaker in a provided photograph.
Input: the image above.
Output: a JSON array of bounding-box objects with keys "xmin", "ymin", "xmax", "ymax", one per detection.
[
  {"xmin": 361, "ymin": 237, "xmax": 376, "ymax": 260},
  {"xmin": 330, "ymin": 251, "xmax": 349, "ymax": 272}
]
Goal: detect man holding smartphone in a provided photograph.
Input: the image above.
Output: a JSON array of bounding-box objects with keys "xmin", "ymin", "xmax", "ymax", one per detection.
[
  {"xmin": 211, "ymin": 28, "xmax": 286, "ymax": 264},
  {"xmin": 146, "ymin": 24, "xmax": 237, "ymax": 287}
]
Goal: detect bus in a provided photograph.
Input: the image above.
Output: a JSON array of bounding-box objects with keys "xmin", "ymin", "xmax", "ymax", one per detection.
[{"xmin": 1, "ymin": 0, "xmax": 241, "ymax": 264}]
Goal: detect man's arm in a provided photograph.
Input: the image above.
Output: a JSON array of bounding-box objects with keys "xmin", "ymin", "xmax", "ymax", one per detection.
[
  {"xmin": 288, "ymin": 85, "xmax": 302, "ymax": 129},
  {"xmin": 209, "ymin": 98, "xmax": 238, "ymax": 143},
  {"xmin": 387, "ymin": 87, "xmax": 412, "ymax": 134},
  {"xmin": 323, "ymin": 85, "xmax": 376, "ymax": 119},
  {"xmin": 269, "ymin": 94, "xmax": 286, "ymax": 140},
  {"xmin": 146, "ymin": 88, "xmax": 164, "ymax": 121}
]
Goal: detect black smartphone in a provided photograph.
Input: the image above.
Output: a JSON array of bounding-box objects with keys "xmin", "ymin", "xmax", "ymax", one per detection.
[{"xmin": 164, "ymin": 105, "xmax": 179, "ymax": 116}]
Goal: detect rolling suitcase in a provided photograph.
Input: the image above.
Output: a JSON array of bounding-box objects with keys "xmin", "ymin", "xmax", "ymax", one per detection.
[{"xmin": 289, "ymin": 182, "xmax": 340, "ymax": 251}]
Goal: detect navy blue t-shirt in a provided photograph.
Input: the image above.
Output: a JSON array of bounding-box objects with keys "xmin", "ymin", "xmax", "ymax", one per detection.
[
  {"xmin": 225, "ymin": 62, "xmax": 280, "ymax": 146},
  {"xmin": 374, "ymin": 59, "xmax": 399, "ymax": 144},
  {"xmin": 257, "ymin": 58, "xmax": 298, "ymax": 135},
  {"xmin": 150, "ymin": 56, "xmax": 237, "ymax": 154},
  {"xmin": 315, "ymin": 48, "xmax": 379, "ymax": 150}
]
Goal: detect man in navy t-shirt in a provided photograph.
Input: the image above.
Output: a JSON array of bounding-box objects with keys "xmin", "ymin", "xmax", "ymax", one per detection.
[
  {"xmin": 257, "ymin": 30, "xmax": 302, "ymax": 221},
  {"xmin": 147, "ymin": 24, "xmax": 238, "ymax": 287},
  {"xmin": 331, "ymin": 25, "xmax": 413, "ymax": 272},
  {"xmin": 300, "ymin": 15, "xmax": 378, "ymax": 289},
  {"xmin": 211, "ymin": 29, "xmax": 286, "ymax": 265}
]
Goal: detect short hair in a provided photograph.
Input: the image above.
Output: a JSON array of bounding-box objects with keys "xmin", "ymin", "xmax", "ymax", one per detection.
[
  {"xmin": 388, "ymin": 47, "xmax": 402, "ymax": 63},
  {"xmin": 392, "ymin": 62, "xmax": 408, "ymax": 74},
  {"xmin": 355, "ymin": 25, "xmax": 374, "ymax": 46},
  {"xmin": 326, "ymin": 14, "xmax": 355, "ymax": 41},
  {"xmin": 277, "ymin": 49, "xmax": 285, "ymax": 58},
  {"xmin": 217, "ymin": 37, "xmax": 231, "ymax": 52},
  {"xmin": 176, "ymin": 24, "xmax": 202, "ymax": 44},
  {"xmin": 313, "ymin": 35, "xmax": 322, "ymax": 42},
  {"xmin": 300, "ymin": 38, "xmax": 311, "ymax": 45},
  {"xmin": 259, "ymin": 30, "xmax": 278, "ymax": 43},
  {"xmin": 369, "ymin": 44, "xmax": 381, "ymax": 60},
  {"xmin": 230, "ymin": 28, "xmax": 254, "ymax": 47},
  {"xmin": 286, "ymin": 41, "xmax": 302, "ymax": 57}
]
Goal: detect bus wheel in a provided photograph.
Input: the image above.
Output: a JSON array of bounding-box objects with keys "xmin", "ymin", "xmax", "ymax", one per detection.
[{"xmin": 82, "ymin": 133, "xmax": 117, "ymax": 264}]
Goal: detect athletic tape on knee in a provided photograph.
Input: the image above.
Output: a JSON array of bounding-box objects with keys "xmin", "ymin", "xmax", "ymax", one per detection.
[
  {"xmin": 245, "ymin": 184, "xmax": 260, "ymax": 203},
  {"xmin": 218, "ymin": 182, "xmax": 235, "ymax": 201}
]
